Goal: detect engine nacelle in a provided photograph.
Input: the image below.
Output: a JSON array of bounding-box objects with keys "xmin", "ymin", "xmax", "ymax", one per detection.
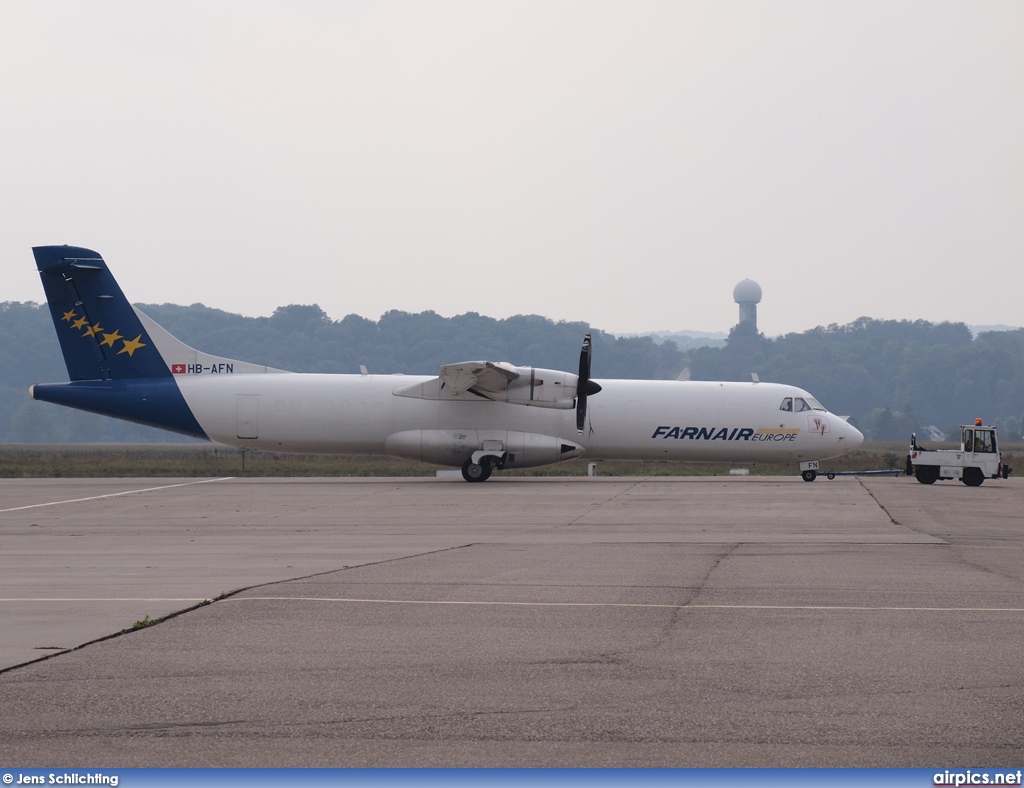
[
  {"xmin": 479, "ymin": 367, "xmax": 578, "ymax": 409},
  {"xmin": 385, "ymin": 429, "xmax": 585, "ymax": 468},
  {"xmin": 393, "ymin": 364, "xmax": 585, "ymax": 410}
]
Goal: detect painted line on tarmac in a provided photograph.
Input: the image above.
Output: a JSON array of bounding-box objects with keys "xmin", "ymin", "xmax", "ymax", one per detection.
[
  {"xmin": 224, "ymin": 597, "xmax": 1024, "ymax": 613},
  {"xmin": 0, "ymin": 478, "xmax": 234, "ymax": 513},
  {"xmin": 0, "ymin": 598, "xmax": 208, "ymax": 602}
]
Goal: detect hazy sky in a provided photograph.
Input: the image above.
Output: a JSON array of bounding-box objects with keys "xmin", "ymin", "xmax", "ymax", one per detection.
[{"xmin": 3, "ymin": 1, "xmax": 1023, "ymax": 337}]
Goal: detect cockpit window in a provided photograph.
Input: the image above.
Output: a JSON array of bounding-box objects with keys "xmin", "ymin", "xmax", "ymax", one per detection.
[
  {"xmin": 780, "ymin": 397, "xmax": 793, "ymax": 412},
  {"xmin": 804, "ymin": 397, "xmax": 826, "ymax": 411},
  {"xmin": 794, "ymin": 397, "xmax": 812, "ymax": 412}
]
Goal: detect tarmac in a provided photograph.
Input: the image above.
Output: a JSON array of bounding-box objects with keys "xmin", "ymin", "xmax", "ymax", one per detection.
[{"xmin": 1, "ymin": 474, "xmax": 1022, "ymax": 766}]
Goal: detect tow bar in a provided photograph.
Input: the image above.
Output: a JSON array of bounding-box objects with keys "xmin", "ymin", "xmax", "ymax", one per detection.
[{"xmin": 821, "ymin": 469, "xmax": 901, "ymax": 480}]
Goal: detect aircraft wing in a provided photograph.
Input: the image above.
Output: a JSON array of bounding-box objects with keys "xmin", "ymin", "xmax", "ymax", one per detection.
[
  {"xmin": 394, "ymin": 358, "xmax": 576, "ymax": 409},
  {"xmin": 439, "ymin": 361, "xmax": 520, "ymax": 395}
]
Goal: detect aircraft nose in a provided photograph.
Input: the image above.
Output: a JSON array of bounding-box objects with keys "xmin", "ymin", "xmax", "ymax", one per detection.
[{"xmin": 841, "ymin": 418, "xmax": 864, "ymax": 449}]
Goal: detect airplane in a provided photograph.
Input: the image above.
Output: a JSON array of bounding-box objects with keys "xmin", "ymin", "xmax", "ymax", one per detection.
[{"xmin": 29, "ymin": 245, "xmax": 864, "ymax": 482}]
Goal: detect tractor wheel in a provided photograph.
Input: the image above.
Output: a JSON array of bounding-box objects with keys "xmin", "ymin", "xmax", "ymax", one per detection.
[
  {"xmin": 961, "ymin": 467, "xmax": 985, "ymax": 487},
  {"xmin": 915, "ymin": 465, "xmax": 939, "ymax": 485}
]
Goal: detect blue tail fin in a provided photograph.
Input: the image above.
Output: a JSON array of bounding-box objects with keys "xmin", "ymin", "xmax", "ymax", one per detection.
[
  {"xmin": 32, "ymin": 245, "xmax": 210, "ymax": 438},
  {"xmin": 34, "ymin": 245, "xmax": 172, "ymax": 381}
]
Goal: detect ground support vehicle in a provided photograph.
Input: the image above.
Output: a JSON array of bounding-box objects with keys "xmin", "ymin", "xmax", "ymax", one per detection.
[{"xmin": 906, "ymin": 423, "xmax": 1011, "ymax": 486}]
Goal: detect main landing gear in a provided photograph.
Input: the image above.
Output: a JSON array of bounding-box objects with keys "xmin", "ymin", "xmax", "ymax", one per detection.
[
  {"xmin": 461, "ymin": 457, "xmax": 493, "ymax": 483},
  {"xmin": 461, "ymin": 448, "xmax": 509, "ymax": 483}
]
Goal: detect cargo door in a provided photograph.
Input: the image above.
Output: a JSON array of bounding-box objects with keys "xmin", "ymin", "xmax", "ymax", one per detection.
[{"xmin": 236, "ymin": 395, "xmax": 259, "ymax": 439}]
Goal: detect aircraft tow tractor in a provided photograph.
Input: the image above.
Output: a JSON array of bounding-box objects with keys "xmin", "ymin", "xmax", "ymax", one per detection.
[{"xmin": 906, "ymin": 420, "xmax": 1012, "ymax": 486}]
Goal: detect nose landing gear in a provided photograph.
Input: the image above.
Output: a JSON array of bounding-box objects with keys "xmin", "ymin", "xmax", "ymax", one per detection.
[{"xmin": 799, "ymin": 460, "xmax": 820, "ymax": 482}]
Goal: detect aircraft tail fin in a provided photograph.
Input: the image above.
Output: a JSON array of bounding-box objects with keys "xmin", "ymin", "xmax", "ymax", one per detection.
[
  {"xmin": 34, "ymin": 245, "xmax": 172, "ymax": 381},
  {"xmin": 33, "ymin": 245, "xmax": 282, "ymax": 382}
]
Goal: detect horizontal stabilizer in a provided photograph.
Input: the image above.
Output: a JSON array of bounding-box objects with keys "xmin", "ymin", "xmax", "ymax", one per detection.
[{"xmin": 31, "ymin": 379, "xmax": 207, "ymax": 439}]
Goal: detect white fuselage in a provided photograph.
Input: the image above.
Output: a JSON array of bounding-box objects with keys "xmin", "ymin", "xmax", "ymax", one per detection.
[
  {"xmin": 174, "ymin": 373, "xmax": 861, "ymax": 465},
  {"xmin": 30, "ymin": 249, "xmax": 864, "ymax": 476}
]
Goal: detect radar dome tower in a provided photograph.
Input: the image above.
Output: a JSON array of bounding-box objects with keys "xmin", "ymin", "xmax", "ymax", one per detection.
[{"xmin": 733, "ymin": 279, "xmax": 762, "ymax": 332}]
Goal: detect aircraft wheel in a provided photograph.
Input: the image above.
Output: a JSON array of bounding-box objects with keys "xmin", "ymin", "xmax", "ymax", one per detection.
[
  {"xmin": 802, "ymin": 470, "xmax": 817, "ymax": 482},
  {"xmin": 461, "ymin": 458, "xmax": 492, "ymax": 483},
  {"xmin": 915, "ymin": 465, "xmax": 939, "ymax": 485},
  {"xmin": 961, "ymin": 467, "xmax": 985, "ymax": 487}
]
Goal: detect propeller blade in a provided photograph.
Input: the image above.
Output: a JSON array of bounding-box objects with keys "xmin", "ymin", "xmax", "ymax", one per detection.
[
  {"xmin": 576, "ymin": 333, "xmax": 601, "ymax": 433},
  {"xmin": 578, "ymin": 333, "xmax": 592, "ymax": 381}
]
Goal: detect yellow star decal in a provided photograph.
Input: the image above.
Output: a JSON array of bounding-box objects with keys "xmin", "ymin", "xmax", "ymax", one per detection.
[
  {"xmin": 84, "ymin": 323, "xmax": 105, "ymax": 337},
  {"xmin": 61, "ymin": 309, "xmax": 77, "ymax": 322},
  {"xmin": 72, "ymin": 317, "xmax": 89, "ymax": 330},
  {"xmin": 118, "ymin": 335, "xmax": 147, "ymax": 357},
  {"xmin": 100, "ymin": 330, "xmax": 123, "ymax": 348}
]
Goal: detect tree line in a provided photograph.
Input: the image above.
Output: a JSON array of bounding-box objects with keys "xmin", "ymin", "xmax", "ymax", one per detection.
[
  {"xmin": 1, "ymin": 300, "xmax": 1021, "ymax": 443},
  {"xmin": 0, "ymin": 301, "xmax": 682, "ymax": 443},
  {"xmin": 689, "ymin": 319, "xmax": 1024, "ymax": 441}
]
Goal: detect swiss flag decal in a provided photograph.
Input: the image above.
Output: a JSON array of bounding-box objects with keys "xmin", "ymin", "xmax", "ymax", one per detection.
[{"xmin": 172, "ymin": 364, "xmax": 186, "ymax": 374}]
